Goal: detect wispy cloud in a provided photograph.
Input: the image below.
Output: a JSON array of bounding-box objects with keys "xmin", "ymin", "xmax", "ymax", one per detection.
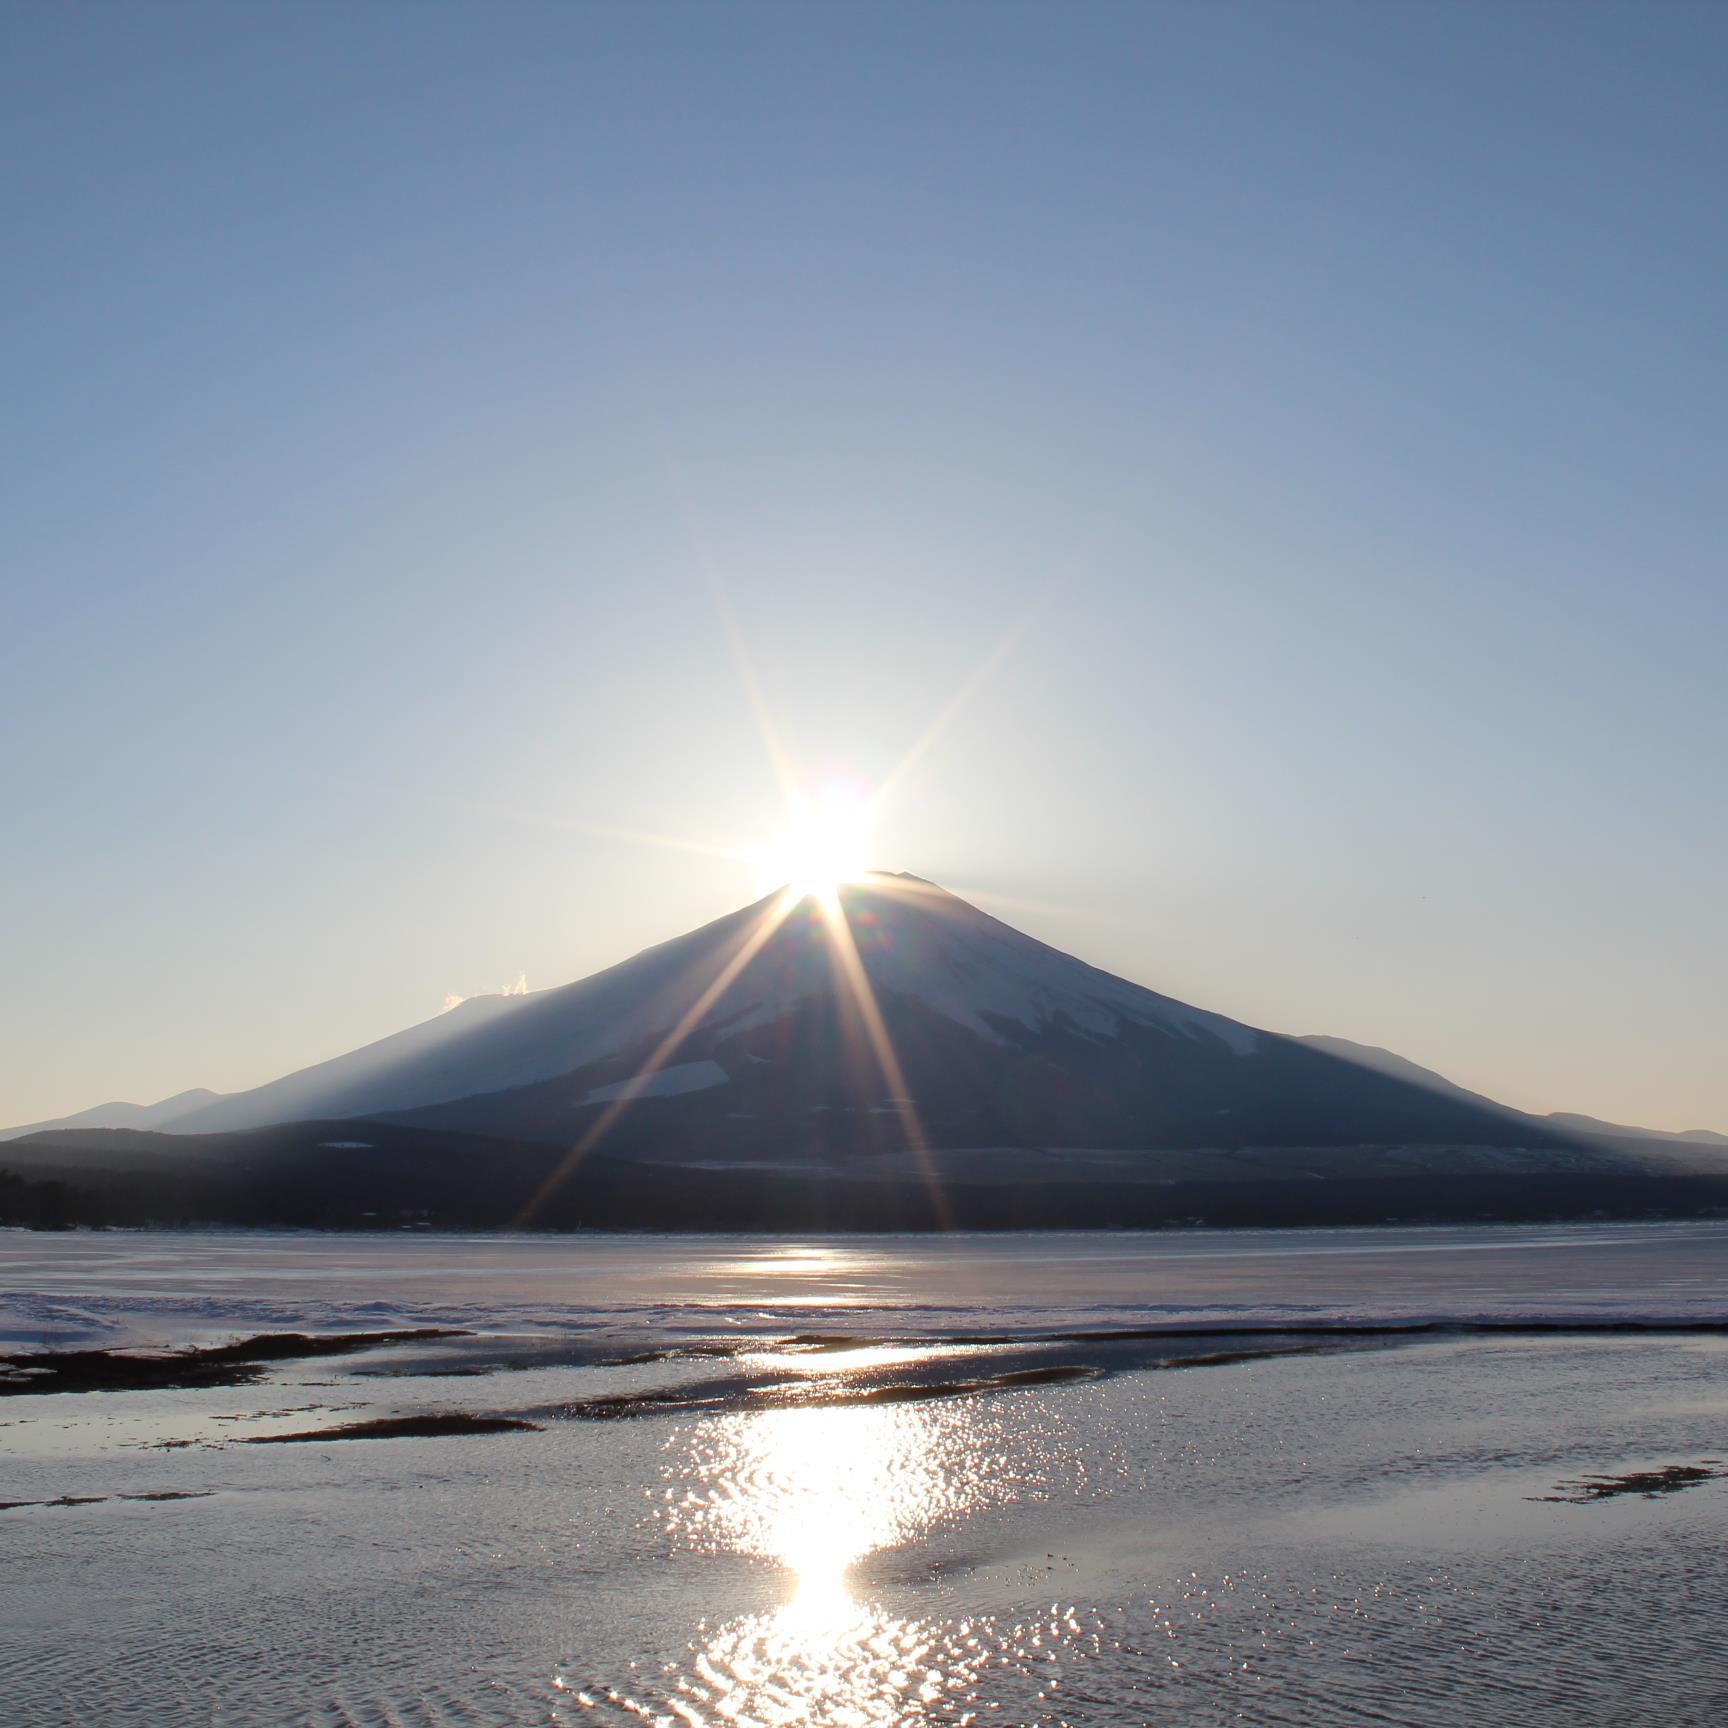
[{"xmin": 443, "ymin": 973, "xmax": 529, "ymax": 1013}]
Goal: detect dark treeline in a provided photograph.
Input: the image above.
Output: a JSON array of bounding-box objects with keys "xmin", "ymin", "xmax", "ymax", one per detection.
[
  {"xmin": 6, "ymin": 1137, "xmax": 1728, "ymax": 1233},
  {"xmin": 0, "ymin": 1169, "xmax": 106, "ymax": 1230}
]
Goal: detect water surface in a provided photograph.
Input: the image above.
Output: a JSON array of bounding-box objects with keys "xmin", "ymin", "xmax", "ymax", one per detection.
[{"xmin": 3, "ymin": 1224, "xmax": 1725, "ymax": 1725}]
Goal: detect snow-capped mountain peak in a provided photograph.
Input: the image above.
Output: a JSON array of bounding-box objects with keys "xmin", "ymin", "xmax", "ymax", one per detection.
[
  {"xmin": 127, "ymin": 876, "xmax": 1260, "ymax": 1136},
  {"xmin": 11, "ymin": 876, "xmax": 1712, "ymax": 1160}
]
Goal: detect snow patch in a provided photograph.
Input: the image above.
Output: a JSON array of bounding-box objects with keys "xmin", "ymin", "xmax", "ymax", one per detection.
[{"xmin": 580, "ymin": 1060, "xmax": 729, "ymax": 1106}]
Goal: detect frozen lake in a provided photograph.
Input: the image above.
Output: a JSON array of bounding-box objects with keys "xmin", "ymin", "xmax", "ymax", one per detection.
[{"xmin": 4, "ymin": 1224, "xmax": 1727, "ymax": 1725}]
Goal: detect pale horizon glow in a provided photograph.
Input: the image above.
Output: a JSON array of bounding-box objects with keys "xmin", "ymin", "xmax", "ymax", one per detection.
[{"xmin": 2, "ymin": 3, "xmax": 1725, "ymax": 1134}]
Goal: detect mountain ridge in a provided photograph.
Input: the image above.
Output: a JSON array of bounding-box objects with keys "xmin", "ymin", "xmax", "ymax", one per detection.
[{"xmin": 0, "ymin": 1088, "xmax": 222, "ymax": 1144}]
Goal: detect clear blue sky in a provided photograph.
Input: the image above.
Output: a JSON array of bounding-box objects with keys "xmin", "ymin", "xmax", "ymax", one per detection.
[{"xmin": 3, "ymin": 1, "xmax": 1724, "ymax": 1131}]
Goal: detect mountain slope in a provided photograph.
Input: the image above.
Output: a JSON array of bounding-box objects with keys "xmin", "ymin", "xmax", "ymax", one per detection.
[
  {"xmin": 1291, "ymin": 1035, "xmax": 1498, "ymax": 1103},
  {"xmin": 1295, "ymin": 1039, "xmax": 1728, "ymax": 1148}
]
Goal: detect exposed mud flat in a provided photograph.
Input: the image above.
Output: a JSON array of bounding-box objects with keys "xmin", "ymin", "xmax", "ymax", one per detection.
[
  {"xmin": 246, "ymin": 1411, "xmax": 542, "ymax": 1443},
  {"xmin": 566, "ymin": 1360, "xmax": 1106, "ymax": 1419},
  {"xmin": 1534, "ymin": 1460, "xmax": 1728, "ymax": 1503},
  {"xmin": 2, "ymin": 1487, "xmax": 216, "ymax": 1511},
  {"xmin": 0, "ymin": 1494, "xmax": 109, "ymax": 1510},
  {"xmin": 0, "ymin": 1328, "xmax": 468, "ymax": 1396},
  {"xmin": 561, "ymin": 1328, "xmax": 1390, "ymax": 1421}
]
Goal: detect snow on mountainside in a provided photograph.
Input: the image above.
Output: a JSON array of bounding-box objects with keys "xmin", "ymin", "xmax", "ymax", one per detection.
[
  {"xmin": 581, "ymin": 1059, "xmax": 730, "ymax": 1105},
  {"xmin": 827, "ymin": 877, "xmax": 1260, "ymax": 1054},
  {"xmin": 148, "ymin": 874, "xmax": 1263, "ymax": 1136}
]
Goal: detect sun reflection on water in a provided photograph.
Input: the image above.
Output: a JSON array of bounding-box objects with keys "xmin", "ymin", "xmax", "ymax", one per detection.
[
  {"xmin": 684, "ymin": 1403, "xmax": 970, "ymax": 1596},
  {"xmin": 741, "ymin": 1343, "xmax": 946, "ymax": 1378},
  {"xmin": 667, "ymin": 1403, "xmax": 996, "ymax": 1725},
  {"xmin": 572, "ymin": 1395, "xmax": 1096, "ymax": 1726}
]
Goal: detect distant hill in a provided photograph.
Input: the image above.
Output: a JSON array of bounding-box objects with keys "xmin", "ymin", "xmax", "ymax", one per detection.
[
  {"xmin": 1545, "ymin": 1112, "xmax": 1728, "ymax": 1147},
  {"xmin": 0, "ymin": 1088, "xmax": 221, "ymax": 1143},
  {"xmin": 1288, "ymin": 1037, "xmax": 1724, "ymax": 1146}
]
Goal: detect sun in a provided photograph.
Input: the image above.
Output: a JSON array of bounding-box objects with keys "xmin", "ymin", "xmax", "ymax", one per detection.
[{"xmin": 759, "ymin": 782, "xmax": 874, "ymax": 904}]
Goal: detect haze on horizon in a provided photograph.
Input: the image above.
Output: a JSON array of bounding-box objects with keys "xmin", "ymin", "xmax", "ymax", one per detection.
[{"xmin": 2, "ymin": 2, "xmax": 1724, "ymax": 1136}]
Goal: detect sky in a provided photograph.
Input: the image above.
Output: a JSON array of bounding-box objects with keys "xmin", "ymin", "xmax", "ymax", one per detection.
[{"xmin": 2, "ymin": 1, "xmax": 1725, "ymax": 1134}]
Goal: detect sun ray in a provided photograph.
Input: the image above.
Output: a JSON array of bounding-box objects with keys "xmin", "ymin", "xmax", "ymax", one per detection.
[
  {"xmin": 575, "ymin": 821, "xmax": 757, "ymax": 863},
  {"xmin": 708, "ymin": 577, "xmax": 801, "ymax": 810},
  {"xmin": 513, "ymin": 888, "xmax": 801, "ymax": 1226},
  {"xmin": 652, "ymin": 436, "xmax": 802, "ymax": 812},
  {"xmin": 868, "ymin": 602, "xmax": 1041, "ymax": 816},
  {"xmin": 816, "ymin": 892, "xmax": 952, "ymax": 1229},
  {"xmin": 425, "ymin": 793, "xmax": 757, "ymax": 865}
]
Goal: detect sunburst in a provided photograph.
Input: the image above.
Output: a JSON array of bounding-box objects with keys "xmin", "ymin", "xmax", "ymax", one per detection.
[
  {"xmin": 510, "ymin": 599, "xmax": 1038, "ymax": 1225},
  {"xmin": 754, "ymin": 780, "xmax": 875, "ymax": 906}
]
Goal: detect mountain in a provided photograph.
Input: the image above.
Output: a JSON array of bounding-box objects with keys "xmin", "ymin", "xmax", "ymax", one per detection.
[
  {"xmin": 0, "ymin": 1088, "xmax": 222, "ymax": 1143},
  {"xmin": 0, "ymin": 871, "xmax": 1672, "ymax": 1155},
  {"xmin": 5, "ymin": 875, "xmax": 1722, "ymax": 1230},
  {"xmin": 163, "ymin": 871, "xmax": 1280, "ymax": 1145}
]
